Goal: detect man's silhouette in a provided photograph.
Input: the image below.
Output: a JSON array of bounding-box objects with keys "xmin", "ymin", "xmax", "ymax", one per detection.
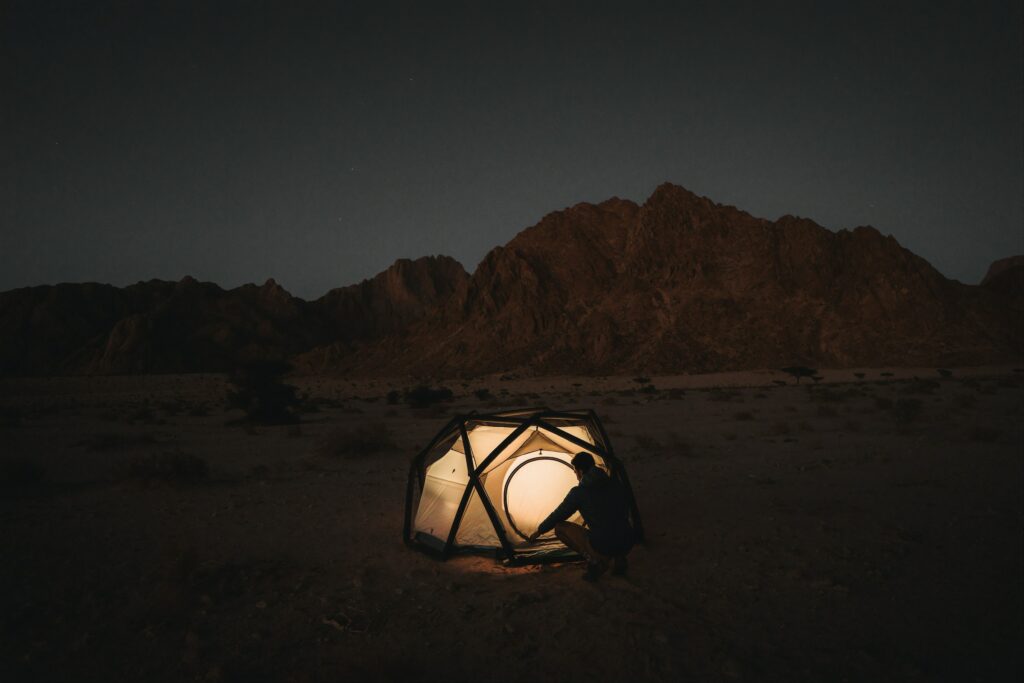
[{"xmin": 527, "ymin": 451, "xmax": 635, "ymax": 581}]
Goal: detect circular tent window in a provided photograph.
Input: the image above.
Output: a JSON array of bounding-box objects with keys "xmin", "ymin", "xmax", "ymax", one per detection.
[{"xmin": 501, "ymin": 453, "xmax": 581, "ymax": 540}]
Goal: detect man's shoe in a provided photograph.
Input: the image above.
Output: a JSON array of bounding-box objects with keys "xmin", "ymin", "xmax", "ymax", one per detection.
[
  {"xmin": 612, "ymin": 556, "xmax": 628, "ymax": 576},
  {"xmin": 582, "ymin": 561, "xmax": 608, "ymax": 582}
]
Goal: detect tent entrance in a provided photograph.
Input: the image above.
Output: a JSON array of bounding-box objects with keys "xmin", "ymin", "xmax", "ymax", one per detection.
[{"xmin": 501, "ymin": 451, "xmax": 581, "ymax": 541}]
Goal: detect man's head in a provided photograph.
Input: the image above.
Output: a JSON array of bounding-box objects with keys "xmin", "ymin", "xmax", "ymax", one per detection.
[{"xmin": 571, "ymin": 451, "xmax": 595, "ymax": 480}]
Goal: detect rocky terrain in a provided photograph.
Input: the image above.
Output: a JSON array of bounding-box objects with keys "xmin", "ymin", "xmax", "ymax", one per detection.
[
  {"xmin": 1, "ymin": 367, "xmax": 1021, "ymax": 681},
  {"xmin": 1, "ymin": 184, "xmax": 1020, "ymax": 377}
]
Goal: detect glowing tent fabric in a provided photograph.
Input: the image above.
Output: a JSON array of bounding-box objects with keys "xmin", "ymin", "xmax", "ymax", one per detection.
[{"xmin": 403, "ymin": 409, "xmax": 643, "ymax": 562}]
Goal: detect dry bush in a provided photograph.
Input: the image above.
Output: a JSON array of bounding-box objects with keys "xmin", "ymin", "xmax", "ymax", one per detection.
[
  {"xmin": 320, "ymin": 423, "xmax": 396, "ymax": 458},
  {"xmin": 874, "ymin": 397, "xmax": 893, "ymax": 410},
  {"xmin": 114, "ymin": 450, "xmax": 208, "ymax": 484},
  {"xmin": 771, "ymin": 421, "xmax": 792, "ymax": 436},
  {"xmin": 473, "ymin": 388, "xmax": 493, "ymax": 401},
  {"xmin": 226, "ymin": 360, "xmax": 300, "ymax": 425},
  {"xmin": 844, "ymin": 420, "xmax": 863, "ymax": 433},
  {"xmin": 734, "ymin": 411, "xmax": 755, "ymax": 421},
  {"xmin": 817, "ymin": 405, "xmax": 839, "ymax": 418}
]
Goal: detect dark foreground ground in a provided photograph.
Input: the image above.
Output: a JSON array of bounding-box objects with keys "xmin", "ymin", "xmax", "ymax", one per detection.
[{"xmin": 1, "ymin": 368, "xmax": 1022, "ymax": 682}]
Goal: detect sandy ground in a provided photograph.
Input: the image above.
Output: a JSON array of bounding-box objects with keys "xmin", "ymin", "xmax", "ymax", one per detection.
[{"xmin": 1, "ymin": 367, "xmax": 1022, "ymax": 682}]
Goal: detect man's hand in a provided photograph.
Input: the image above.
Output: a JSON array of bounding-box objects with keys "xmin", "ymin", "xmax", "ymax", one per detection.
[{"xmin": 526, "ymin": 530, "xmax": 541, "ymax": 544}]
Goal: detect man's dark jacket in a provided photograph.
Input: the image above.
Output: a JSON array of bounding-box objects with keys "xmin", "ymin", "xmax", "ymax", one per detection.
[{"xmin": 536, "ymin": 467, "xmax": 635, "ymax": 555}]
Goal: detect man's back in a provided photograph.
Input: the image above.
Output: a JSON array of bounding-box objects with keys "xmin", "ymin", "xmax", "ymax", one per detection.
[{"xmin": 541, "ymin": 466, "xmax": 634, "ymax": 556}]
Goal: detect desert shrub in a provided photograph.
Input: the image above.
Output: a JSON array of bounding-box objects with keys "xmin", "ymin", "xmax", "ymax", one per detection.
[
  {"xmin": 638, "ymin": 384, "xmax": 658, "ymax": 395},
  {"xmin": 781, "ymin": 366, "xmax": 817, "ymax": 384},
  {"xmin": 320, "ymin": 423, "xmax": 395, "ymax": 458},
  {"xmin": 798, "ymin": 420, "xmax": 814, "ymax": 432},
  {"xmin": 226, "ymin": 360, "xmax": 300, "ymax": 425},
  {"xmin": 753, "ymin": 392, "xmax": 767, "ymax": 399},
  {"xmin": 853, "ymin": 372, "xmax": 866, "ymax": 379},
  {"xmin": 817, "ymin": 405, "xmax": 839, "ymax": 418},
  {"xmin": 386, "ymin": 389, "xmax": 402, "ymax": 405},
  {"xmin": 734, "ymin": 411, "xmax": 754, "ymax": 421},
  {"xmin": 880, "ymin": 372, "xmax": 894, "ymax": 377},
  {"xmin": 633, "ymin": 376, "xmax": 651, "ymax": 385},
  {"xmin": 936, "ymin": 368, "xmax": 953, "ymax": 378},
  {"xmin": 844, "ymin": 420, "xmax": 862, "ymax": 432},
  {"xmin": 892, "ymin": 398, "xmax": 923, "ymax": 426},
  {"xmin": 771, "ymin": 421, "xmax": 791, "ymax": 436},
  {"xmin": 404, "ymin": 386, "xmax": 454, "ymax": 409},
  {"xmin": 115, "ymin": 450, "xmax": 208, "ymax": 483},
  {"xmin": 601, "ymin": 396, "xmax": 618, "ymax": 406},
  {"xmin": 874, "ymin": 397, "xmax": 893, "ymax": 410},
  {"xmin": 474, "ymin": 388, "xmax": 493, "ymax": 401},
  {"xmin": 771, "ymin": 380, "xmax": 787, "ymax": 387},
  {"xmin": 0, "ymin": 456, "xmax": 46, "ymax": 487}
]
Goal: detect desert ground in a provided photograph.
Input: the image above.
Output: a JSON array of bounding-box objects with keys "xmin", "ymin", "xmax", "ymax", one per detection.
[{"xmin": 1, "ymin": 366, "xmax": 1022, "ymax": 682}]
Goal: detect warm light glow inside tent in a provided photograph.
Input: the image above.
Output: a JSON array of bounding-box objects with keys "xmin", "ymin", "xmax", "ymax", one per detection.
[{"xmin": 403, "ymin": 409, "xmax": 643, "ymax": 563}]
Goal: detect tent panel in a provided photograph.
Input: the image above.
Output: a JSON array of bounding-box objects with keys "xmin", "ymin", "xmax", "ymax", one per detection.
[
  {"xmin": 413, "ymin": 473, "xmax": 464, "ymax": 542},
  {"xmin": 454, "ymin": 489, "xmax": 500, "ymax": 547},
  {"xmin": 424, "ymin": 447, "xmax": 469, "ymax": 484},
  {"xmin": 453, "ymin": 424, "xmax": 536, "ymax": 469},
  {"xmin": 421, "ymin": 431, "xmax": 463, "ymax": 473}
]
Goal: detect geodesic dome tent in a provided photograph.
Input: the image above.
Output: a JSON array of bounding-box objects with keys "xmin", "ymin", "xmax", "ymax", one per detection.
[{"xmin": 403, "ymin": 409, "xmax": 643, "ymax": 563}]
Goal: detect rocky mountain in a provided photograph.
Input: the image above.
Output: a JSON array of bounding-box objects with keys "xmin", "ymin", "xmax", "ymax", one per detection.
[
  {"xmin": 1, "ymin": 184, "xmax": 1019, "ymax": 377},
  {"xmin": 0, "ymin": 257, "xmax": 466, "ymax": 376},
  {"xmin": 314, "ymin": 184, "xmax": 1021, "ymax": 376},
  {"xmin": 981, "ymin": 255, "xmax": 1024, "ymax": 308}
]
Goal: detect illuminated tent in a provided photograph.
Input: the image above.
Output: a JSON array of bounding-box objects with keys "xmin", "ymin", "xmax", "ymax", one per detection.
[{"xmin": 403, "ymin": 409, "xmax": 643, "ymax": 563}]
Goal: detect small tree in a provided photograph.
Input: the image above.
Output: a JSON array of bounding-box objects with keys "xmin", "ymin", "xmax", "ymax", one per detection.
[
  {"xmin": 780, "ymin": 366, "xmax": 817, "ymax": 385},
  {"xmin": 226, "ymin": 360, "xmax": 300, "ymax": 424}
]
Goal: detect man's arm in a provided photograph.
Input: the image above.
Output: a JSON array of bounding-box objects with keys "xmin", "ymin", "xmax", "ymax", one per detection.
[{"xmin": 526, "ymin": 488, "xmax": 580, "ymax": 542}]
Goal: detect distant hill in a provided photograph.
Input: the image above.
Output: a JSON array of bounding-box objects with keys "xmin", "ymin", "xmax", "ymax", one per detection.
[{"xmin": 0, "ymin": 184, "xmax": 1019, "ymax": 377}]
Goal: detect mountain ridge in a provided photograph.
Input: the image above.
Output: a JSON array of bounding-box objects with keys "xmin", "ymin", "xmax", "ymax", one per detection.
[{"xmin": 1, "ymin": 183, "xmax": 1020, "ymax": 377}]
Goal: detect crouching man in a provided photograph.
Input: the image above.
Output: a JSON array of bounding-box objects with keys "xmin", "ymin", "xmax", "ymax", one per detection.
[{"xmin": 527, "ymin": 451, "xmax": 635, "ymax": 581}]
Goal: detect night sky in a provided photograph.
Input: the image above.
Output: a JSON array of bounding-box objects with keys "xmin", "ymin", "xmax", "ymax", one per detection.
[{"xmin": 3, "ymin": 1, "xmax": 1021, "ymax": 299}]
